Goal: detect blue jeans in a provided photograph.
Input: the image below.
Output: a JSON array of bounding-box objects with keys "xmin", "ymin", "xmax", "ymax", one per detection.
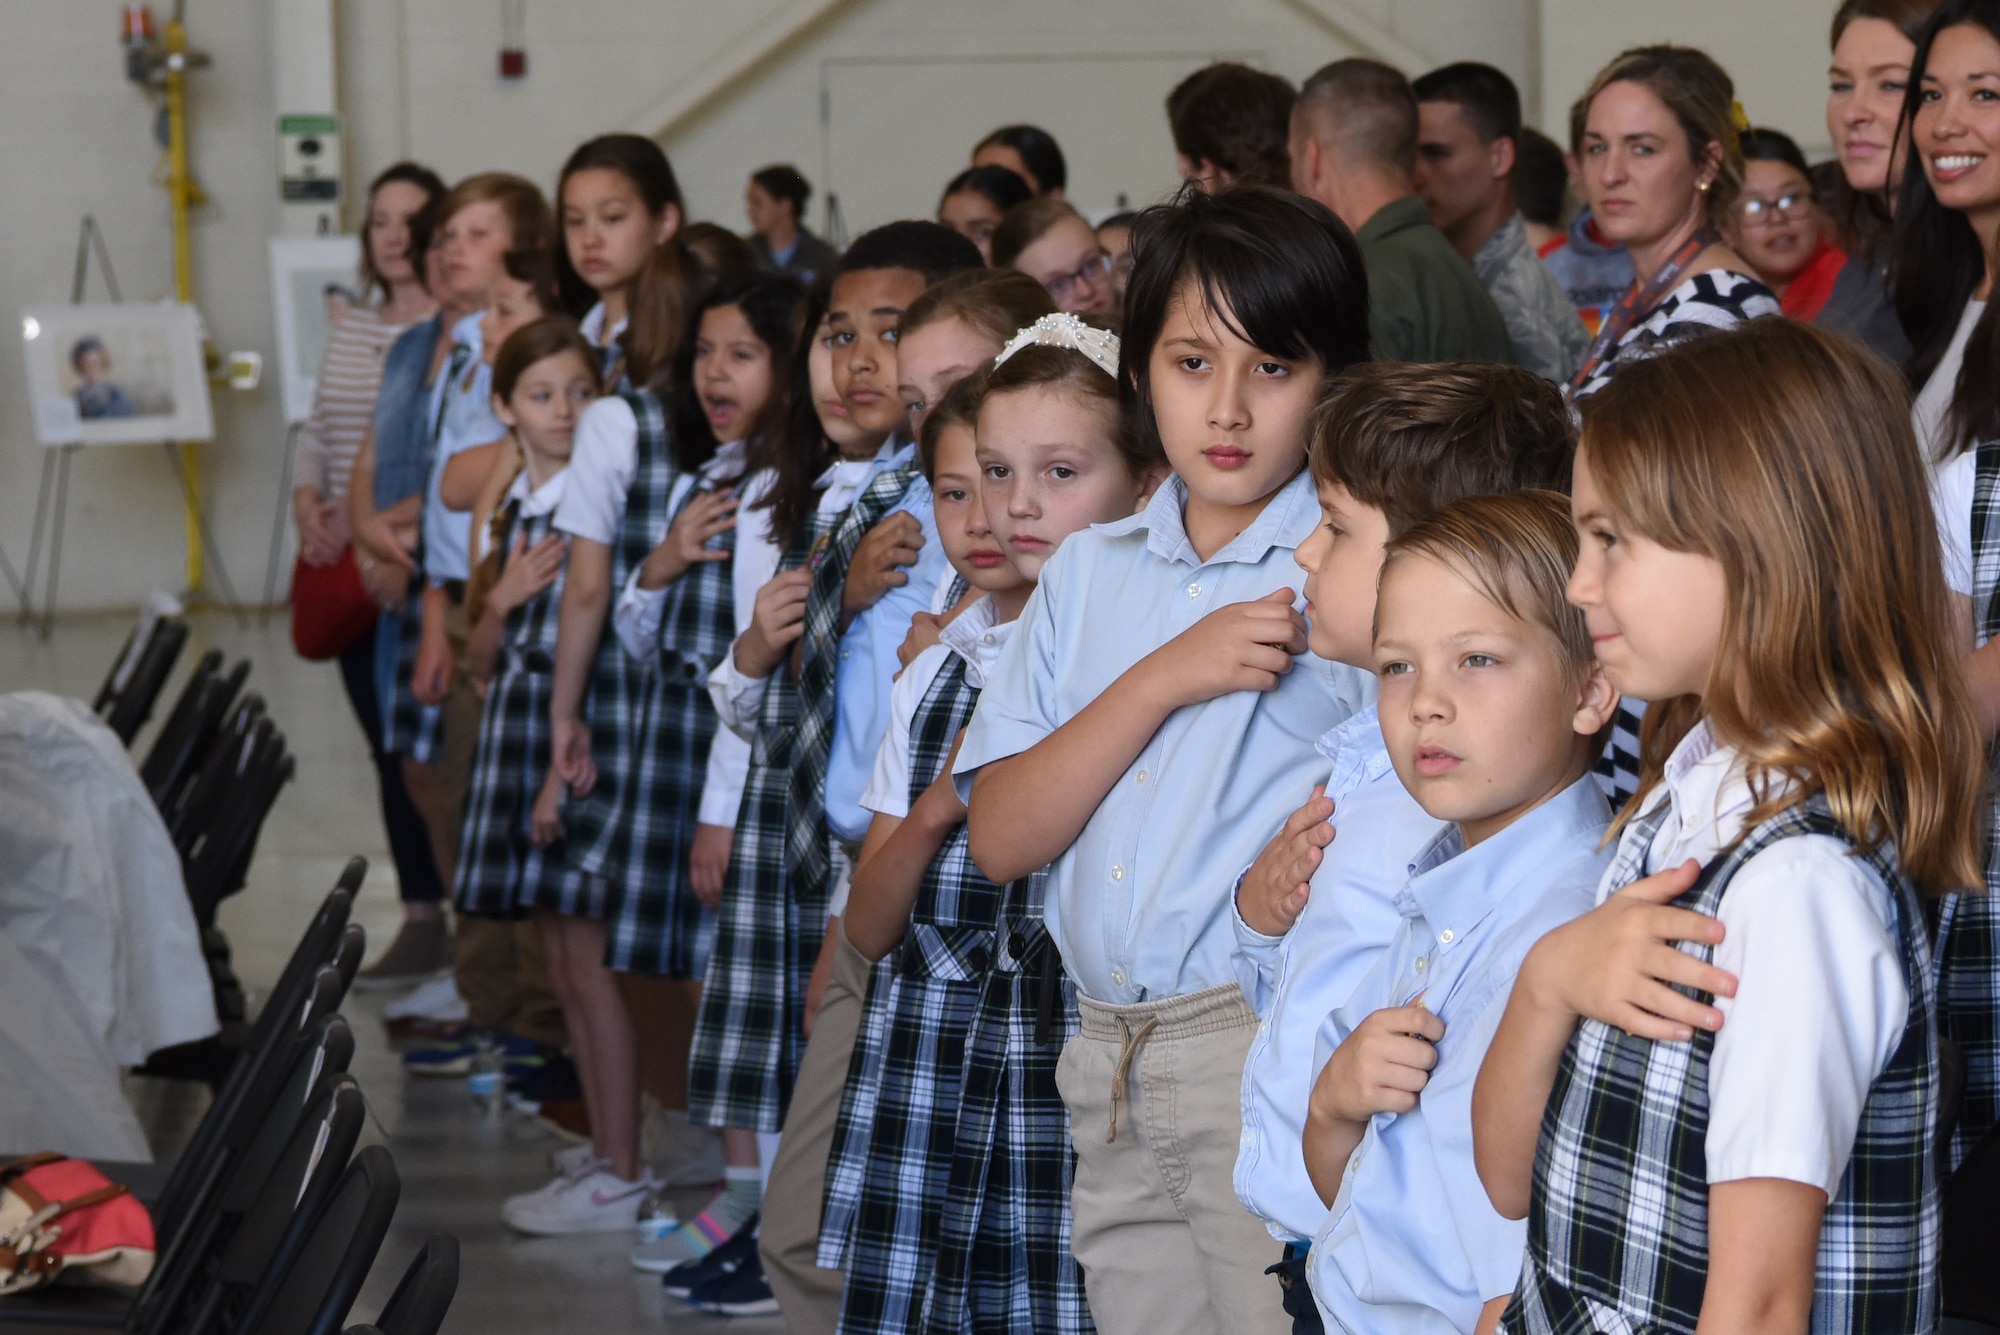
[{"xmin": 1265, "ymin": 1242, "xmax": 1324, "ymax": 1335}]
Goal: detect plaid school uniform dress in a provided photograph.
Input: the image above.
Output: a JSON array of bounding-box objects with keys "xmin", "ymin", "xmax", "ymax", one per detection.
[
  {"xmin": 1508, "ymin": 799, "xmax": 1939, "ymax": 1335},
  {"xmin": 381, "ymin": 340, "xmax": 475, "ymax": 764},
  {"xmin": 922, "ymin": 884, "xmax": 1091, "ymax": 1335},
  {"xmin": 559, "ymin": 389, "xmax": 715, "ymax": 977},
  {"xmin": 1939, "ymin": 435, "xmax": 2000, "ymax": 1171},
  {"xmin": 689, "ymin": 459, "xmax": 922, "ymax": 1132},
  {"xmin": 826, "ymin": 656, "xmax": 1025, "ymax": 1335},
  {"xmin": 600, "ymin": 454, "xmax": 739, "ymax": 975},
  {"xmin": 452, "ymin": 484, "xmax": 596, "ymax": 920}
]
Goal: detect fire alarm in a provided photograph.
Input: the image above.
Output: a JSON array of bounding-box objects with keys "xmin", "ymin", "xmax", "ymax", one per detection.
[{"xmin": 499, "ymin": 0, "xmax": 526, "ymax": 79}]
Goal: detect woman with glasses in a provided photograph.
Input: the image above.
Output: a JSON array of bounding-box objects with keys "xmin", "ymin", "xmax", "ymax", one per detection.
[
  {"xmin": 1728, "ymin": 128, "xmax": 1849, "ymax": 318},
  {"xmin": 991, "ymin": 196, "xmax": 1118, "ymax": 318}
]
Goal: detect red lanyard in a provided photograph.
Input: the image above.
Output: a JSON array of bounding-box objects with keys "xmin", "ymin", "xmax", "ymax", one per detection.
[{"xmin": 1568, "ymin": 227, "xmax": 1719, "ymax": 395}]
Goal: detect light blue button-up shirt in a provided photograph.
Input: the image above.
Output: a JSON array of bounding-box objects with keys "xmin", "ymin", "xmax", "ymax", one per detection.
[
  {"xmin": 421, "ymin": 311, "xmax": 504, "ymax": 585},
  {"xmin": 824, "ymin": 439, "xmax": 950, "ymax": 845},
  {"xmin": 1308, "ymin": 775, "xmax": 1611, "ymax": 1335},
  {"xmin": 1233, "ymin": 706, "xmax": 1447, "ymax": 1244},
  {"xmin": 956, "ymin": 468, "xmax": 1374, "ymax": 1003}
]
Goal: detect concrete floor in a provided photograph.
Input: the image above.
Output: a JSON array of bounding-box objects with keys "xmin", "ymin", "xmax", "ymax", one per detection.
[{"xmin": 0, "ymin": 608, "xmax": 791, "ymax": 1334}]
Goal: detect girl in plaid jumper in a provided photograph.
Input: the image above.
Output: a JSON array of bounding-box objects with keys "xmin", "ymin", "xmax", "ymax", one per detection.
[
  {"xmin": 1471, "ymin": 321, "xmax": 1984, "ymax": 1333},
  {"xmin": 827, "ymin": 327, "xmax": 1163, "ymax": 1335},
  {"xmin": 452, "ymin": 320, "xmax": 597, "ymax": 923}
]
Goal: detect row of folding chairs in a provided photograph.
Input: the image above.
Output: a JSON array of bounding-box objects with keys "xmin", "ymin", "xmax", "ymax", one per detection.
[
  {"xmin": 0, "ymin": 860, "xmax": 458, "ymax": 1334},
  {"xmin": 97, "ymin": 635, "xmax": 299, "ymax": 1087}
]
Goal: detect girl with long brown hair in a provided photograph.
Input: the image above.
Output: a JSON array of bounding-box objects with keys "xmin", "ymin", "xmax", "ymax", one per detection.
[{"xmin": 1472, "ymin": 318, "xmax": 1981, "ymax": 1331}]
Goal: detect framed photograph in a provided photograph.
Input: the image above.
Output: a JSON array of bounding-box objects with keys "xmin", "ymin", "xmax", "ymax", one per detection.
[
  {"xmin": 269, "ymin": 235, "xmax": 363, "ymax": 425},
  {"xmin": 19, "ymin": 302, "xmax": 213, "ymax": 447}
]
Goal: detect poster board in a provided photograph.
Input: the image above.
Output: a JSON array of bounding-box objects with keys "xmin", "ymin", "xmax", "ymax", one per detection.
[
  {"xmin": 269, "ymin": 235, "xmax": 363, "ymax": 426},
  {"xmin": 19, "ymin": 301, "xmax": 213, "ymax": 446}
]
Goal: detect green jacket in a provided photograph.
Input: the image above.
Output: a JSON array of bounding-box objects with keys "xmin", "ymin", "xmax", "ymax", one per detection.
[{"xmin": 1357, "ymin": 195, "xmax": 1515, "ymax": 365}]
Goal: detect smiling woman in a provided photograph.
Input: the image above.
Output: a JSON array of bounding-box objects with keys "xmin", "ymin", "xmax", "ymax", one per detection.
[{"xmin": 1894, "ymin": 0, "xmax": 2000, "ymax": 462}]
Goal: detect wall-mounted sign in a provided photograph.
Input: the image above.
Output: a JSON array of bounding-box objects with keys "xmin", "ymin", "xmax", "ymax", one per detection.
[{"xmin": 278, "ymin": 114, "xmax": 341, "ymax": 202}]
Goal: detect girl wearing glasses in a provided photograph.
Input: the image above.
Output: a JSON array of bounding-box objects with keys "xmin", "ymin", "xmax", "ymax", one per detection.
[
  {"xmin": 992, "ymin": 197, "xmax": 1119, "ymax": 319},
  {"xmin": 1728, "ymin": 128, "xmax": 1849, "ymax": 318}
]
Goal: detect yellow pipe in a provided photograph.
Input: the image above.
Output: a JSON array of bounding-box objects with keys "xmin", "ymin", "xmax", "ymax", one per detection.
[{"xmin": 165, "ymin": 16, "xmax": 201, "ymax": 594}]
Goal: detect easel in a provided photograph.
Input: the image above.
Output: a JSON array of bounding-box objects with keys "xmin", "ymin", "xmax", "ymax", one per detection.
[{"xmin": 16, "ymin": 215, "xmax": 245, "ymax": 639}]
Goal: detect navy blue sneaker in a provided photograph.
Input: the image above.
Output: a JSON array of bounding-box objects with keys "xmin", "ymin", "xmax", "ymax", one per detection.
[
  {"xmin": 688, "ymin": 1243, "xmax": 777, "ymax": 1316},
  {"xmin": 656, "ymin": 1213, "xmax": 758, "ymax": 1297}
]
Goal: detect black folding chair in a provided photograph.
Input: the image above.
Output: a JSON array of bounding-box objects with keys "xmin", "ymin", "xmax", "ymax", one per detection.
[
  {"xmin": 172, "ymin": 1079, "xmax": 366, "ymax": 1335},
  {"xmin": 182, "ymin": 718, "xmax": 294, "ymax": 928},
  {"xmin": 146, "ymin": 963, "xmax": 347, "ymax": 1233},
  {"xmin": 129, "ymin": 1016, "xmax": 356, "ymax": 1333},
  {"xmin": 137, "ymin": 861, "xmax": 359, "ymax": 1094},
  {"xmin": 138, "ymin": 653, "xmax": 246, "ymax": 808},
  {"xmin": 0, "ymin": 1016, "xmax": 356, "ymax": 1331},
  {"xmin": 330, "ymin": 924, "xmax": 366, "ymax": 996},
  {"xmin": 0, "ymin": 1079, "xmax": 363, "ymax": 1335},
  {"xmin": 346, "ymin": 1235, "xmax": 457, "ymax": 1335},
  {"xmin": 163, "ymin": 693, "xmax": 265, "ymax": 850},
  {"xmin": 237, "ymin": 1146, "xmax": 400, "ymax": 1335},
  {"xmin": 93, "ymin": 616, "xmax": 189, "ymax": 746}
]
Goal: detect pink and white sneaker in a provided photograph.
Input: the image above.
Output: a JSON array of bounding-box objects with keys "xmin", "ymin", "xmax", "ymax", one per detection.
[{"xmin": 501, "ymin": 1166, "xmax": 658, "ymax": 1236}]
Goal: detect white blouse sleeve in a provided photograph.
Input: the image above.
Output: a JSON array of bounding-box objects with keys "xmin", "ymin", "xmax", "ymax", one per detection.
[
  {"xmin": 1704, "ymin": 833, "xmax": 1909, "ymax": 1195},
  {"xmin": 698, "ymin": 472, "xmax": 785, "ymax": 801},
  {"xmin": 553, "ymin": 397, "xmax": 639, "ymax": 545},
  {"xmin": 1933, "ymin": 446, "xmax": 1978, "ymax": 598}
]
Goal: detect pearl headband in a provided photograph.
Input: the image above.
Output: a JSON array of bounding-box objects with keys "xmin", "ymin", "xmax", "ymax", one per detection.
[{"xmin": 992, "ymin": 312, "xmax": 1121, "ymax": 380}]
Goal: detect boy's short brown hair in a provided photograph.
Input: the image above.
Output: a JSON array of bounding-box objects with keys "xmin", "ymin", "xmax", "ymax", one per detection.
[
  {"xmin": 1308, "ymin": 362, "xmax": 1575, "ymax": 537},
  {"xmin": 1381, "ymin": 489, "xmax": 1593, "ymax": 677}
]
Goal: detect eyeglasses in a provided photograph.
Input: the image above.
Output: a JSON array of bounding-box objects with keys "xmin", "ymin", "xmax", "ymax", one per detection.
[
  {"xmin": 1045, "ymin": 250, "xmax": 1110, "ymax": 301},
  {"xmin": 1737, "ymin": 192, "xmax": 1809, "ymax": 224}
]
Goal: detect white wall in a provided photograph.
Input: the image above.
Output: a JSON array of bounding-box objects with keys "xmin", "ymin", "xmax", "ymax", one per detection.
[
  {"xmin": 1540, "ymin": 0, "xmax": 1836, "ymax": 156},
  {"xmin": 0, "ymin": 0, "xmax": 1838, "ymax": 611},
  {"xmin": 0, "ymin": 2, "xmax": 287, "ymax": 614}
]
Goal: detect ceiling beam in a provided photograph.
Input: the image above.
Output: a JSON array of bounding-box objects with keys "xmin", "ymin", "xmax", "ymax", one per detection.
[
  {"xmin": 627, "ymin": 0, "xmax": 857, "ymax": 142},
  {"xmin": 1280, "ymin": 0, "xmax": 1431, "ymax": 73}
]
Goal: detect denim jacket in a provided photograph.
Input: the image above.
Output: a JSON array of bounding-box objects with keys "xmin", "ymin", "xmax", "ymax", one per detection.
[{"xmin": 370, "ymin": 315, "xmax": 443, "ymax": 509}]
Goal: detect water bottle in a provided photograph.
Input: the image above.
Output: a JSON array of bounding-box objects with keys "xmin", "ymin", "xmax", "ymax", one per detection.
[
  {"xmin": 467, "ymin": 1035, "xmax": 503, "ymax": 1119},
  {"xmin": 635, "ymin": 1186, "xmax": 678, "ymax": 1243}
]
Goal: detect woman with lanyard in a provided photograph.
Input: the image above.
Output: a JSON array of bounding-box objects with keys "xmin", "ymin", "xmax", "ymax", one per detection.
[
  {"xmin": 1561, "ymin": 45, "xmax": 1780, "ymax": 812},
  {"xmin": 1565, "ymin": 45, "xmax": 1780, "ymax": 404}
]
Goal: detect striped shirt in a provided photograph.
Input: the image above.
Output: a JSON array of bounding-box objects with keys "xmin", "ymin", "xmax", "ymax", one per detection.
[{"xmin": 291, "ymin": 304, "xmax": 423, "ymax": 502}]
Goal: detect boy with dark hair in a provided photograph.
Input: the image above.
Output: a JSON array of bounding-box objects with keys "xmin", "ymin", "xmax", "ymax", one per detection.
[
  {"xmin": 1412, "ymin": 61, "xmax": 1590, "ymax": 383},
  {"xmin": 1230, "ymin": 360, "xmax": 1576, "ymax": 1332},
  {"xmin": 1167, "ymin": 61, "xmax": 1299, "ymax": 191}
]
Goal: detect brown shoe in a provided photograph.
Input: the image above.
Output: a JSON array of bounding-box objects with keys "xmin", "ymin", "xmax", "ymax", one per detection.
[{"xmin": 354, "ymin": 915, "xmax": 452, "ymax": 991}]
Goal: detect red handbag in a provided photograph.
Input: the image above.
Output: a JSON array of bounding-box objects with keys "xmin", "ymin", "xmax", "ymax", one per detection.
[
  {"xmin": 0, "ymin": 1154, "xmax": 155, "ymax": 1294},
  {"xmin": 290, "ymin": 545, "xmax": 379, "ymax": 661}
]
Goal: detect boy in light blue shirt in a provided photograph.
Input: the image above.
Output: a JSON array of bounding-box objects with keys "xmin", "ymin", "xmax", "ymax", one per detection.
[
  {"xmin": 1302, "ymin": 491, "xmax": 1616, "ymax": 1335},
  {"xmin": 1229, "ymin": 364, "xmax": 1578, "ymax": 1329}
]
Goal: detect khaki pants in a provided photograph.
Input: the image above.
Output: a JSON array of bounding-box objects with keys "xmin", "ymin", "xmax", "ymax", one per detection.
[
  {"xmin": 758, "ymin": 922, "xmax": 872, "ymax": 1335},
  {"xmin": 1057, "ymin": 983, "xmax": 1289, "ymax": 1335}
]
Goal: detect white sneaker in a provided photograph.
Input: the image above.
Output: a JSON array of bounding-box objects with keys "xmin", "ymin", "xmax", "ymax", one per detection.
[
  {"xmin": 547, "ymin": 1143, "xmax": 603, "ymax": 1179},
  {"xmin": 383, "ymin": 974, "xmax": 467, "ymax": 1022},
  {"xmin": 501, "ymin": 1167, "xmax": 658, "ymax": 1236}
]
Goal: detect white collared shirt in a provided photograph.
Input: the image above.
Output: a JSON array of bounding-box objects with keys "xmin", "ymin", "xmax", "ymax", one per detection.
[
  {"xmin": 1617, "ymin": 720, "xmax": 1909, "ymax": 1195},
  {"xmin": 861, "ymin": 595, "xmax": 1016, "ymax": 821}
]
